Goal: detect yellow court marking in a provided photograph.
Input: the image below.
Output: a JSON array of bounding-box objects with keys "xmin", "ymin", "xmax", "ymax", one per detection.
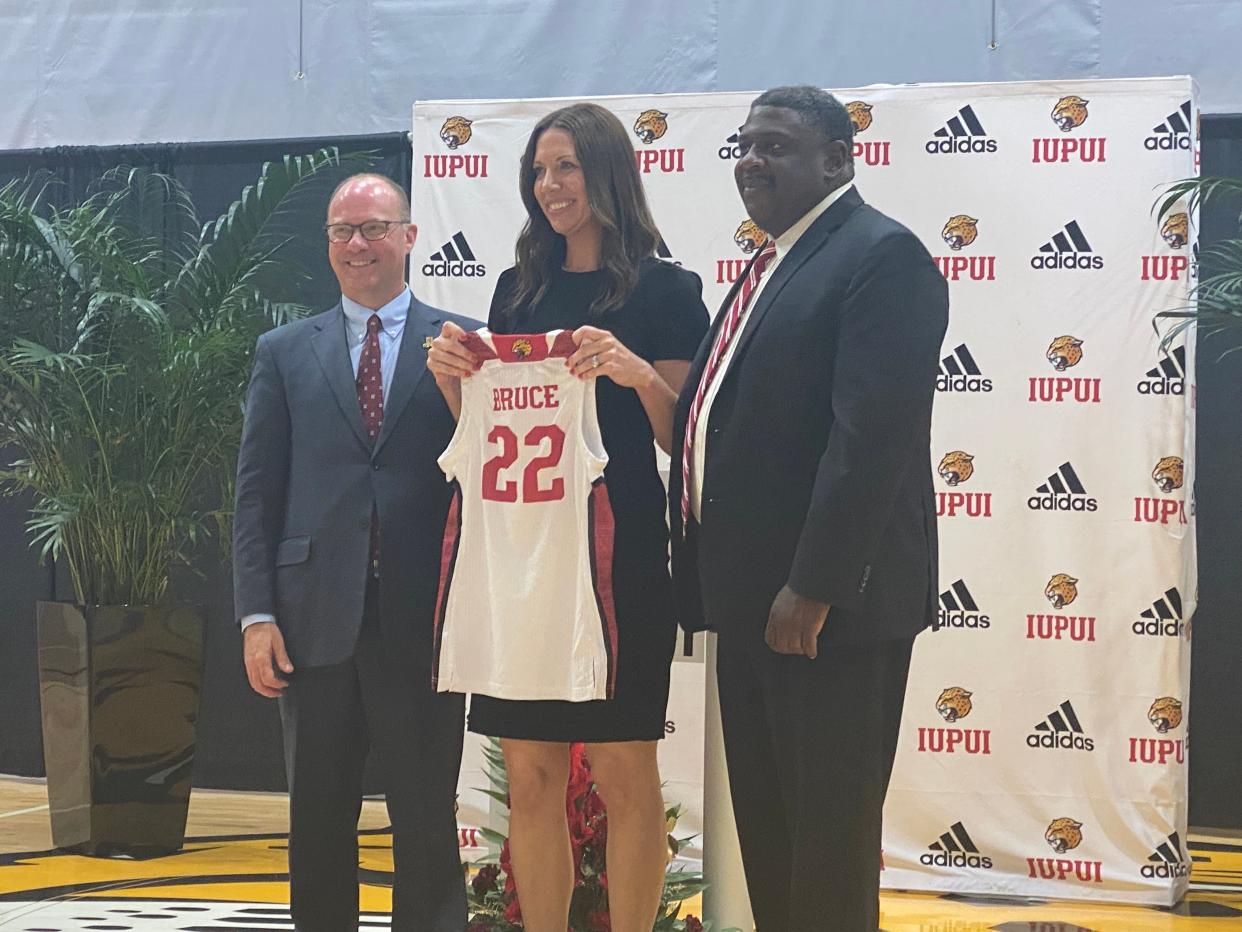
[{"xmin": 0, "ymin": 831, "xmax": 1238, "ymax": 929}]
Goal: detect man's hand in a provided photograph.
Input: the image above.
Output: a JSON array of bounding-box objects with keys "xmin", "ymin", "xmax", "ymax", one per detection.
[
  {"xmin": 764, "ymin": 585, "xmax": 830, "ymax": 659},
  {"xmin": 243, "ymin": 622, "xmax": 294, "ymax": 698}
]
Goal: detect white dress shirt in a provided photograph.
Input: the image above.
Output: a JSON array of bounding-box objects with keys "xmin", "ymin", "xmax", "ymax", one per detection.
[
  {"xmin": 240, "ymin": 286, "xmax": 411, "ymax": 631},
  {"xmin": 690, "ymin": 184, "xmax": 854, "ymax": 521}
]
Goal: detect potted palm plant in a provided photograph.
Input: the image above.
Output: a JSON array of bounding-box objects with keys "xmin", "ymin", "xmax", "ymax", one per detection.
[
  {"xmin": 0, "ymin": 150, "xmax": 357, "ymax": 855},
  {"xmin": 1156, "ymin": 177, "xmax": 1242, "ymax": 348}
]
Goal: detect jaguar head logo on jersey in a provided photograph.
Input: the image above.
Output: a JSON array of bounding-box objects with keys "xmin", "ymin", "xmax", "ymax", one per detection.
[
  {"xmin": 1052, "ymin": 95, "xmax": 1089, "ymax": 132},
  {"xmin": 1149, "ymin": 697, "xmax": 1183, "ymax": 733},
  {"xmin": 512, "ymin": 338, "xmax": 534, "ymax": 359},
  {"xmin": 735, "ymin": 218, "xmax": 768, "ymax": 254},
  {"xmin": 1162, "ymin": 212, "xmax": 1190, "ymax": 249},
  {"xmin": 941, "ymin": 215, "xmax": 978, "ymax": 251},
  {"xmin": 1046, "ymin": 335, "xmax": 1083, "ymax": 371},
  {"xmin": 1046, "ymin": 818, "xmax": 1083, "ymax": 853},
  {"xmin": 846, "ymin": 100, "xmax": 873, "ymax": 133},
  {"xmin": 1045, "ymin": 574, "xmax": 1079, "ymax": 609},
  {"xmin": 1152, "ymin": 456, "xmax": 1184, "ymax": 493},
  {"xmin": 440, "ymin": 116, "xmax": 473, "ymax": 149},
  {"xmin": 938, "ymin": 451, "xmax": 974, "ymax": 486},
  {"xmin": 936, "ymin": 687, "xmax": 973, "ymax": 722},
  {"xmin": 633, "ymin": 109, "xmax": 668, "ymax": 144}
]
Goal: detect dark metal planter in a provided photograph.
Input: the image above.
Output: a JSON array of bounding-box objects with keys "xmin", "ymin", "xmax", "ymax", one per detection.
[{"xmin": 36, "ymin": 601, "xmax": 204, "ymax": 856}]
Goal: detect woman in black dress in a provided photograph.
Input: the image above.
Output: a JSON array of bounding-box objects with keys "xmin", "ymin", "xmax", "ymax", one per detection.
[{"xmin": 426, "ymin": 102, "xmax": 708, "ymax": 932}]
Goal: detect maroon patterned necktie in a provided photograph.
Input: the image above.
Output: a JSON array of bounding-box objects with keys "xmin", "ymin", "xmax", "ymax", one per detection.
[
  {"xmin": 681, "ymin": 241, "xmax": 777, "ymax": 527},
  {"xmin": 356, "ymin": 314, "xmax": 384, "ymax": 576}
]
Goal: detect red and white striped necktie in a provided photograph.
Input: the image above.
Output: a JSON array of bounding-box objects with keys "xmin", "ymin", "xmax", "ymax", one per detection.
[{"xmin": 681, "ymin": 240, "xmax": 777, "ymax": 527}]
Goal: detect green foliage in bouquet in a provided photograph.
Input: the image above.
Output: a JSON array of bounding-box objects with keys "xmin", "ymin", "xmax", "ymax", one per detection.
[
  {"xmin": 0, "ymin": 151, "xmax": 364, "ymax": 605},
  {"xmin": 464, "ymin": 739, "xmax": 717, "ymax": 931}
]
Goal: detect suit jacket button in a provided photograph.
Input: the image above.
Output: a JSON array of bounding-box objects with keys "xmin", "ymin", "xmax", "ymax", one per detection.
[
  {"xmin": 358, "ymin": 517, "xmax": 369, "ymax": 530},
  {"xmin": 372, "ymin": 463, "xmax": 380, "ymax": 471}
]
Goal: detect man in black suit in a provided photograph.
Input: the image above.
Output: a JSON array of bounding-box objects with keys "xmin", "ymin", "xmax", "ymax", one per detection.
[
  {"xmin": 670, "ymin": 87, "xmax": 948, "ymax": 930},
  {"xmin": 233, "ymin": 174, "xmax": 475, "ymax": 932}
]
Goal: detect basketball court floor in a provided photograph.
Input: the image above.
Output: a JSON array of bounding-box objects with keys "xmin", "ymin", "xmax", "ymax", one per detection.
[{"xmin": 2, "ymin": 776, "xmax": 1240, "ymax": 930}]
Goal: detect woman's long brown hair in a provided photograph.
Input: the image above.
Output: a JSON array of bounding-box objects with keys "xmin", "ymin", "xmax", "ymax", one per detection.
[{"xmin": 504, "ymin": 102, "xmax": 662, "ymax": 317}]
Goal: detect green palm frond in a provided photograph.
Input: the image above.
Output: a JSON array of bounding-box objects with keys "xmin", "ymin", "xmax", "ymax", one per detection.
[
  {"xmin": 0, "ymin": 149, "xmax": 376, "ymax": 605},
  {"xmin": 1155, "ymin": 177, "xmax": 1242, "ymax": 355}
]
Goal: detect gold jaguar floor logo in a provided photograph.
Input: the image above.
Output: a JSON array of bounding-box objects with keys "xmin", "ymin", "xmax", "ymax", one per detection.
[
  {"xmin": 846, "ymin": 100, "xmax": 873, "ymax": 134},
  {"xmin": 1046, "ymin": 335, "xmax": 1084, "ymax": 371},
  {"xmin": 1152, "ymin": 455, "xmax": 1185, "ymax": 492},
  {"xmin": 1149, "ymin": 696, "xmax": 1184, "ymax": 733},
  {"xmin": 938, "ymin": 451, "xmax": 975, "ymax": 486},
  {"xmin": 942, "ymin": 215, "xmax": 978, "ymax": 251},
  {"xmin": 512, "ymin": 338, "xmax": 533, "ymax": 359},
  {"xmin": 633, "ymin": 109, "xmax": 668, "ymax": 144},
  {"xmin": 936, "ymin": 686, "xmax": 973, "ymax": 722},
  {"xmin": 1162, "ymin": 212, "xmax": 1190, "ymax": 249},
  {"xmin": 1045, "ymin": 573, "xmax": 1079, "ymax": 609},
  {"xmin": 440, "ymin": 116, "xmax": 473, "ymax": 149},
  {"xmin": 1046, "ymin": 818, "xmax": 1084, "ymax": 853},
  {"xmin": 1052, "ymin": 95, "xmax": 1090, "ymax": 132},
  {"xmin": 734, "ymin": 218, "xmax": 768, "ymax": 253}
]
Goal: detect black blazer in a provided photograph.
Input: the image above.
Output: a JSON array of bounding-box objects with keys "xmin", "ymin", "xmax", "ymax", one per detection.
[
  {"xmin": 669, "ymin": 188, "xmax": 949, "ymax": 644},
  {"xmin": 232, "ymin": 295, "xmax": 479, "ymax": 667}
]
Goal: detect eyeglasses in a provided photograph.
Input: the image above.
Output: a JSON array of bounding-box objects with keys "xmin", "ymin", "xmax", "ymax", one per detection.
[{"xmin": 324, "ymin": 220, "xmax": 408, "ymax": 243}]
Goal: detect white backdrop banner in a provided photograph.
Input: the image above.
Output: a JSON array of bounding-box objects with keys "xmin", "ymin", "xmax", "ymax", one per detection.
[{"xmin": 415, "ymin": 77, "xmax": 1198, "ymax": 906}]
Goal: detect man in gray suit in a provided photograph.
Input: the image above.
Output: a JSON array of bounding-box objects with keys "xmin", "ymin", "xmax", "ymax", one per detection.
[{"xmin": 233, "ymin": 174, "xmax": 475, "ymax": 932}]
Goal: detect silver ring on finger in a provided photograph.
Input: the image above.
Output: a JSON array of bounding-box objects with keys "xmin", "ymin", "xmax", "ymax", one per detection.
[{"xmin": 593, "ymin": 354, "xmax": 601, "ymax": 369}]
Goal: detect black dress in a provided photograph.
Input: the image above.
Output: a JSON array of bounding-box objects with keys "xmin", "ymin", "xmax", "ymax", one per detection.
[{"xmin": 467, "ymin": 258, "xmax": 709, "ymax": 742}]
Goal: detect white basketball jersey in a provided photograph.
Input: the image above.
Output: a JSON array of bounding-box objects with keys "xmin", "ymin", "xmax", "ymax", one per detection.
[{"xmin": 433, "ymin": 329, "xmax": 617, "ymax": 702}]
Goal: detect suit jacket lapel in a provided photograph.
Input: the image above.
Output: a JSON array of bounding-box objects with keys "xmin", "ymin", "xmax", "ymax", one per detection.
[
  {"xmin": 726, "ymin": 187, "xmax": 863, "ymax": 369},
  {"xmin": 311, "ymin": 304, "xmax": 371, "ymax": 452},
  {"xmin": 374, "ymin": 294, "xmax": 441, "ymax": 457}
]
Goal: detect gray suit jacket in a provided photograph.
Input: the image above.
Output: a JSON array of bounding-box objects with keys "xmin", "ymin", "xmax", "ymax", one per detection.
[{"xmin": 232, "ymin": 294, "xmax": 479, "ymax": 668}]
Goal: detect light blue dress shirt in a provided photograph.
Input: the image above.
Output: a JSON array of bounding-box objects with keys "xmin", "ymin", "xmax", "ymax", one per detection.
[{"xmin": 341, "ymin": 285, "xmax": 411, "ymax": 403}]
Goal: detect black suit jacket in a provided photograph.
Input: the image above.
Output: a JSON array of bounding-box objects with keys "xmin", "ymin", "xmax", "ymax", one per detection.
[
  {"xmin": 232, "ymin": 294, "xmax": 479, "ymax": 667},
  {"xmin": 669, "ymin": 188, "xmax": 949, "ymax": 644}
]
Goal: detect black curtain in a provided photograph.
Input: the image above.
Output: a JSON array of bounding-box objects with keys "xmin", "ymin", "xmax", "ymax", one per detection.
[{"xmin": 1, "ymin": 122, "xmax": 1241, "ymax": 829}]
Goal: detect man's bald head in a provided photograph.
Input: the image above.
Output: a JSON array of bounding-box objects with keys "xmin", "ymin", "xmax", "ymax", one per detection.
[{"xmin": 328, "ymin": 173, "xmax": 411, "ymax": 221}]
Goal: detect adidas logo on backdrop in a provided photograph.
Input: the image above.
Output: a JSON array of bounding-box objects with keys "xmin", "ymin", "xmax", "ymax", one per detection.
[
  {"xmin": 936, "ymin": 579, "xmax": 989, "ymax": 630},
  {"xmin": 1031, "ymin": 220, "xmax": 1104, "ymax": 270},
  {"xmin": 937, "ymin": 343, "xmax": 992, "ymax": 393},
  {"xmin": 422, "ymin": 232, "xmax": 486, "ymax": 277},
  {"xmin": 926, "ymin": 105, "xmax": 998, "ymax": 155},
  {"xmin": 1028, "ymin": 462, "xmax": 1098, "ymax": 512},
  {"xmin": 1028, "ymin": 700, "xmax": 1095, "ymax": 751},
  {"xmin": 922, "ymin": 821, "xmax": 994, "ymax": 869}
]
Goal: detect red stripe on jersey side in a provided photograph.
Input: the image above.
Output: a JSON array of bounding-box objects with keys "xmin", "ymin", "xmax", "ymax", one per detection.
[
  {"xmin": 549, "ymin": 329, "xmax": 577, "ymax": 358},
  {"xmin": 588, "ymin": 478, "xmax": 619, "ymax": 699},
  {"xmin": 460, "ymin": 332, "xmax": 499, "ymax": 360},
  {"xmin": 431, "ymin": 484, "xmax": 463, "ymax": 690}
]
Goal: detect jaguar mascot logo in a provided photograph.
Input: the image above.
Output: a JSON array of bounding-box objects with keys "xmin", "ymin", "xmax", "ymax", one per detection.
[
  {"xmin": 1052, "ymin": 95, "xmax": 1090, "ymax": 132},
  {"xmin": 936, "ymin": 686, "xmax": 973, "ymax": 723},
  {"xmin": 1162, "ymin": 212, "xmax": 1190, "ymax": 249},
  {"xmin": 633, "ymin": 109, "xmax": 668, "ymax": 144},
  {"xmin": 846, "ymin": 100, "xmax": 874, "ymax": 134},
  {"xmin": 440, "ymin": 116, "xmax": 473, "ymax": 149},
  {"xmin": 1045, "ymin": 573, "xmax": 1079, "ymax": 609},
  {"xmin": 1149, "ymin": 697, "xmax": 1183, "ymax": 733},
  {"xmin": 1046, "ymin": 818, "xmax": 1084, "ymax": 854},
  {"xmin": 734, "ymin": 218, "xmax": 768, "ymax": 254},
  {"xmin": 512, "ymin": 338, "xmax": 534, "ymax": 359},
  {"xmin": 1152, "ymin": 455, "xmax": 1185, "ymax": 493},
  {"xmin": 1046, "ymin": 335, "xmax": 1084, "ymax": 371},
  {"xmin": 941, "ymin": 215, "xmax": 979, "ymax": 251},
  {"xmin": 938, "ymin": 451, "xmax": 975, "ymax": 486}
]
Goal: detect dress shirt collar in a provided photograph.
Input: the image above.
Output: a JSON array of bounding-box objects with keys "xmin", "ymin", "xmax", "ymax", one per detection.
[
  {"xmin": 773, "ymin": 182, "xmax": 855, "ymax": 260},
  {"xmin": 341, "ymin": 286, "xmax": 411, "ymax": 337}
]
